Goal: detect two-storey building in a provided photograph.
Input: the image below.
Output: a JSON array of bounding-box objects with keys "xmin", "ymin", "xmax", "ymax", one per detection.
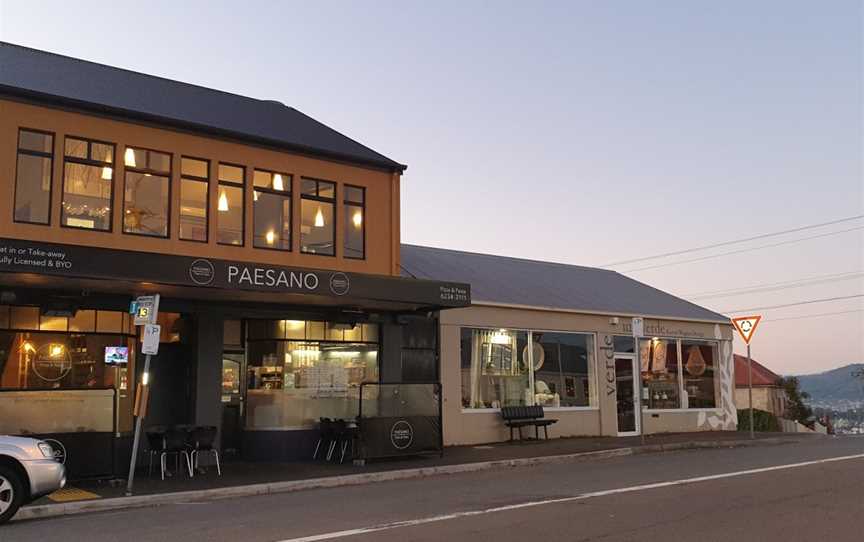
[{"xmin": 0, "ymin": 42, "xmax": 469, "ymax": 477}]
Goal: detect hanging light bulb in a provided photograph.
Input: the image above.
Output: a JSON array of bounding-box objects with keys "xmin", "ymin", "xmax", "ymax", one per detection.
[
  {"xmin": 352, "ymin": 210, "xmax": 363, "ymax": 228},
  {"xmin": 265, "ymin": 230, "xmax": 276, "ymax": 245},
  {"xmin": 124, "ymin": 148, "xmax": 136, "ymax": 167},
  {"xmin": 314, "ymin": 207, "xmax": 325, "ymax": 227},
  {"xmin": 218, "ymin": 190, "xmax": 229, "ymax": 212},
  {"xmin": 253, "ymin": 191, "xmax": 259, "ymax": 202},
  {"xmin": 101, "ymin": 166, "xmax": 113, "ymax": 180},
  {"xmin": 273, "ymin": 174, "xmax": 284, "ymax": 191}
]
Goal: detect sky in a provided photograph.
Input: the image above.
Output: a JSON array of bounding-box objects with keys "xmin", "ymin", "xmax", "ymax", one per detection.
[{"xmin": 1, "ymin": 0, "xmax": 861, "ymax": 375}]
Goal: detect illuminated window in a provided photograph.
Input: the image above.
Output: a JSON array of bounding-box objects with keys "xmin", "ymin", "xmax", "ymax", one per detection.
[
  {"xmin": 180, "ymin": 157, "xmax": 209, "ymax": 242},
  {"xmin": 123, "ymin": 147, "xmax": 171, "ymax": 237},
  {"xmin": 300, "ymin": 178, "xmax": 335, "ymax": 256},
  {"xmin": 61, "ymin": 137, "xmax": 115, "ymax": 231},
  {"xmin": 217, "ymin": 163, "xmax": 245, "ymax": 246},
  {"xmin": 253, "ymin": 169, "xmax": 292, "ymax": 250},
  {"xmin": 344, "ymin": 185, "xmax": 365, "ymax": 259},
  {"xmin": 14, "ymin": 129, "xmax": 54, "ymax": 225}
]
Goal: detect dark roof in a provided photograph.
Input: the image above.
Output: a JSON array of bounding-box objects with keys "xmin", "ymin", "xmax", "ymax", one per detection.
[
  {"xmin": 0, "ymin": 41, "xmax": 405, "ymax": 172},
  {"xmin": 734, "ymin": 354, "xmax": 782, "ymax": 387},
  {"xmin": 400, "ymin": 244, "xmax": 729, "ymax": 323}
]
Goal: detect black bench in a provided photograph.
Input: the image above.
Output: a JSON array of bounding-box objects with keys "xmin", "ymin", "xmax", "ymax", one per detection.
[{"xmin": 501, "ymin": 406, "xmax": 558, "ymax": 441}]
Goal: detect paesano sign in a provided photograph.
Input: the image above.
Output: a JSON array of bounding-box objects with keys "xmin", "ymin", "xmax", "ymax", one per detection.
[{"xmin": 0, "ymin": 238, "xmax": 471, "ymax": 308}]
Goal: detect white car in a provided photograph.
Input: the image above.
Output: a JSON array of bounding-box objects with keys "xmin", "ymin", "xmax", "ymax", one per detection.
[{"xmin": 0, "ymin": 436, "xmax": 66, "ymax": 524}]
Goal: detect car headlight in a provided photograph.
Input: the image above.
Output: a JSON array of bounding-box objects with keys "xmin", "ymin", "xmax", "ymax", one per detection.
[{"xmin": 37, "ymin": 441, "xmax": 55, "ymax": 459}]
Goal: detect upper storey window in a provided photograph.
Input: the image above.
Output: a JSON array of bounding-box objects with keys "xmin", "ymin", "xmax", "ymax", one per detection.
[
  {"xmin": 300, "ymin": 178, "xmax": 335, "ymax": 256},
  {"xmin": 14, "ymin": 129, "xmax": 54, "ymax": 225},
  {"xmin": 62, "ymin": 137, "xmax": 114, "ymax": 231},
  {"xmin": 253, "ymin": 169, "xmax": 292, "ymax": 251},
  {"xmin": 217, "ymin": 163, "xmax": 245, "ymax": 246},
  {"xmin": 123, "ymin": 147, "xmax": 171, "ymax": 237},
  {"xmin": 343, "ymin": 185, "xmax": 365, "ymax": 259},
  {"xmin": 180, "ymin": 157, "xmax": 209, "ymax": 242}
]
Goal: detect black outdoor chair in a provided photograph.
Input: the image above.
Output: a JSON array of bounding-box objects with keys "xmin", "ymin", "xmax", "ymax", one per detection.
[
  {"xmin": 189, "ymin": 425, "xmax": 221, "ymax": 476},
  {"xmin": 330, "ymin": 419, "xmax": 359, "ymax": 464},
  {"xmin": 313, "ymin": 418, "xmax": 335, "ymax": 460},
  {"xmin": 148, "ymin": 427, "xmax": 193, "ymax": 480}
]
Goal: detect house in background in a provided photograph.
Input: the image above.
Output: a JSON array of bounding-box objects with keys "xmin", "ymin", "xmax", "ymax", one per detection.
[{"xmin": 734, "ymin": 354, "xmax": 786, "ymax": 417}]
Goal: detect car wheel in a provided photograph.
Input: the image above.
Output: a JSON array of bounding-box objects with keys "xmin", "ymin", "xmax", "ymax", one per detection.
[{"xmin": 0, "ymin": 464, "xmax": 25, "ymax": 525}]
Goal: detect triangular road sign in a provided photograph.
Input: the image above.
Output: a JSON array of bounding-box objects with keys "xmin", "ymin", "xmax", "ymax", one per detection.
[{"xmin": 731, "ymin": 315, "xmax": 762, "ymax": 345}]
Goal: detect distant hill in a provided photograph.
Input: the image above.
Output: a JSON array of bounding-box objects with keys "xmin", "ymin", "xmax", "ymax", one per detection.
[{"xmin": 794, "ymin": 363, "xmax": 864, "ymax": 403}]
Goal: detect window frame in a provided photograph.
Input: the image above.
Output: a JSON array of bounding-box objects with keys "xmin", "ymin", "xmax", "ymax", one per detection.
[
  {"xmin": 13, "ymin": 128, "xmax": 55, "ymax": 226},
  {"xmin": 638, "ymin": 336, "xmax": 722, "ymax": 412},
  {"xmin": 61, "ymin": 135, "xmax": 116, "ymax": 233},
  {"xmin": 300, "ymin": 177, "xmax": 337, "ymax": 257},
  {"xmin": 216, "ymin": 162, "xmax": 246, "ymax": 247},
  {"xmin": 179, "ymin": 156, "xmax": 211, "ymax": 243},
  {"xmin": 252, "ymin": 168, "xmax": 293, "ymax": 252},
  {"xmin": 122, "ymin": 145, "xmax": 172, "ymax": 239},
  {"xmin": 343, "ymin": 184, "xmax": 366, "ymax": 260},
  {"xmin": 459, "ymin": 326, "xmax": 599, "ymax": 412}
]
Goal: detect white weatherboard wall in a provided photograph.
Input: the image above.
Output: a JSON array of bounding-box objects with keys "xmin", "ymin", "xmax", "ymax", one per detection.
[{"xmin": 439, "ymin": 305, "xmax": 736, "ymax": 446}]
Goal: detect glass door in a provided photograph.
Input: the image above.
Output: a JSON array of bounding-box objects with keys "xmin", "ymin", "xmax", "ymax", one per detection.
[
  {"xmin": 221, "ymin": 352, "xmax": 244, "ymax": 456},
  {"xmin": 615, "ymin": 356, "xmax": 640, "ymax": 436}
]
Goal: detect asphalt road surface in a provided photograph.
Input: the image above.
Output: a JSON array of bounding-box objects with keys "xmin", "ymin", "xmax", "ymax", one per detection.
[{"xmin": 6, "ymin": 436, "xmax": 864, "ymax": 542}]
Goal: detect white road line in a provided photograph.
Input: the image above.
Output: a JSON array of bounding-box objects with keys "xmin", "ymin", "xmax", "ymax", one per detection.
[{"xmin": 276, "ymin": 452, "xmax": 864, "ymax": 542}]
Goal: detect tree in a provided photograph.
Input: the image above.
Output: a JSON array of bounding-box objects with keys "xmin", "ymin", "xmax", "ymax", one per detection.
[{"xmin": 778, "ymin": 376, "xmax": 813, "ymax": 424}]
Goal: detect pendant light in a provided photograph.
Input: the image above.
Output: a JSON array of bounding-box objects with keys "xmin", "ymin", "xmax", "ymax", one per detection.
[
  {"xmin": 352, "ymin": 210, "xmax": 363, "ymax": 228},
  {"xmin": 265, "ymin": 230, "xmax": 276, "ymax": 245},
  {"xmin": 218, "ymin": 190, "xmax": 229, "ymax": 212},
  {"xmin": 314, "ymin": 207, "xmax": 325, "ymax": 227},
  {"xmin": 124, "ymin": 148, "xmax": 136, "ymax": 167},
  {"xmin": 101, "ymin": 166, "xmax": 113, "ymax": 180},
  {"xmin": 273, "ymin": 173, "xmax": 284, "ymax": 191}
]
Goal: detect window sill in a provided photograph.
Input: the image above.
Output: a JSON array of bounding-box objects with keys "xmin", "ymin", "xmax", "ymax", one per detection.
[
  {"xmin": 643, "ymin": 408, "xmax": 720, "ymax": 413},
  {"xmin": 460, "ymin": 406, "xmax": 600, "ymax": 414}
]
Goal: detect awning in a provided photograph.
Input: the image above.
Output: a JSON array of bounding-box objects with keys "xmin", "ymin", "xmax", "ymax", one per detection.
[{"xmin": 0, "ymin": 238, "xmax": 470, "ymax": 313}]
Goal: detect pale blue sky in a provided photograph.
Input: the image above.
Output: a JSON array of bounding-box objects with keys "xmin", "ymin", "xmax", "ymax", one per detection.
[{"xmin": 1, "ymin": 0, "xmax": 861, "ymax": 373}]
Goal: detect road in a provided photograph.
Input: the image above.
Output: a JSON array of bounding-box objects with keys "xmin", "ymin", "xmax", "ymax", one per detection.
[{"xmin": 6, "ymin": 436, "xmax": 864, "ymax": 541}]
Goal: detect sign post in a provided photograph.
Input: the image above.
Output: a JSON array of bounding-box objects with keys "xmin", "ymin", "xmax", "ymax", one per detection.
[
  {"xmin": 632, "ymin": 317, "xmax": 645, "ymax": 445},
  {"xmin": 731, "ymin": 315, "xmax": 762, "ymax": 440},
  {"xmin": 126, "ymin": 294, "xmax": 160, "ymax": 496}
]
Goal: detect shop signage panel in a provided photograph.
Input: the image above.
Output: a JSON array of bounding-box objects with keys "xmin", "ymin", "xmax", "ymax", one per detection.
[
  {"xmin": 141, "ymin": 324, "xmax": 161, "ymax": 355},
  {"xmin": 0, "ymin": 238, "xmax": 471, "ymax": 308}
]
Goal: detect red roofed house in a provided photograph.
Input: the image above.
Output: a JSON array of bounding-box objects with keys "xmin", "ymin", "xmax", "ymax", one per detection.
[{"xmin": 734, "ymin": 354, "xmax": 786, "ymax": 417}]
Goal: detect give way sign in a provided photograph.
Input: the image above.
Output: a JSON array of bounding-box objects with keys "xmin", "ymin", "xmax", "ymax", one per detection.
[{"xmin": 731, "ymin": 315, "xmax": 762, "ymax": 345}]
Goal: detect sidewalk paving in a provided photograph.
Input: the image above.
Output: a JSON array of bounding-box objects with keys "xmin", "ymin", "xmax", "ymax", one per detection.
[{"xmin": 19, "ymin": 431, "xmax": 819, "ymax": 522}]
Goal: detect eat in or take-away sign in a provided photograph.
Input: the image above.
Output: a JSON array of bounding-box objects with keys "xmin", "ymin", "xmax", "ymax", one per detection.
[{"xmin": 731, "ymin": 315, "xmax": 762, "ymax": 345}]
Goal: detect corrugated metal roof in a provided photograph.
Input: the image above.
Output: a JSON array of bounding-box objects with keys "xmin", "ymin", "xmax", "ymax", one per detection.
[
  {"xmin": 0, "ymin": 41, "xmax": 406, "ymax": 172},
  {"xmin": 401, "ymin": 244, "xmax": 729, "ymax": 323},
  {"xmin": 734, "ymin": 354, "xmax": 782, "ymax": 387}
]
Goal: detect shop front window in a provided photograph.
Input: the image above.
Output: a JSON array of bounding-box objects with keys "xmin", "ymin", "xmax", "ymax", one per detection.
[
  {"xmin": 245, "ymin": 320, "xmax": 379, "ymax": 428},
  {"xmin": 460, "ymin": 328, "xmax": 595, "ymax": 409},
  {"xmin": 640, "ymin": 338, "xmax": 680, "ymax": 409},
  {"xmin": 681, "ymin": 341, "xmax": 718, "ymax": 408},
  {"xmin": 533, "ymin": 332, "xmax": 595, "ymax": 407}
]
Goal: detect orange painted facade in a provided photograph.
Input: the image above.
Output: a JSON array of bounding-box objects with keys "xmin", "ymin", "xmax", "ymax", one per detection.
[{"xmin": 0, "ymin": 98, "xmax": 402, "ymax": 276}]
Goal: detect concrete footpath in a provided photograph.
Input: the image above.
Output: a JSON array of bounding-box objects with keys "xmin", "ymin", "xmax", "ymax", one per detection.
[{"xmin": 16, "ymin": 431, "xmax": 819, "ymax": 522}]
